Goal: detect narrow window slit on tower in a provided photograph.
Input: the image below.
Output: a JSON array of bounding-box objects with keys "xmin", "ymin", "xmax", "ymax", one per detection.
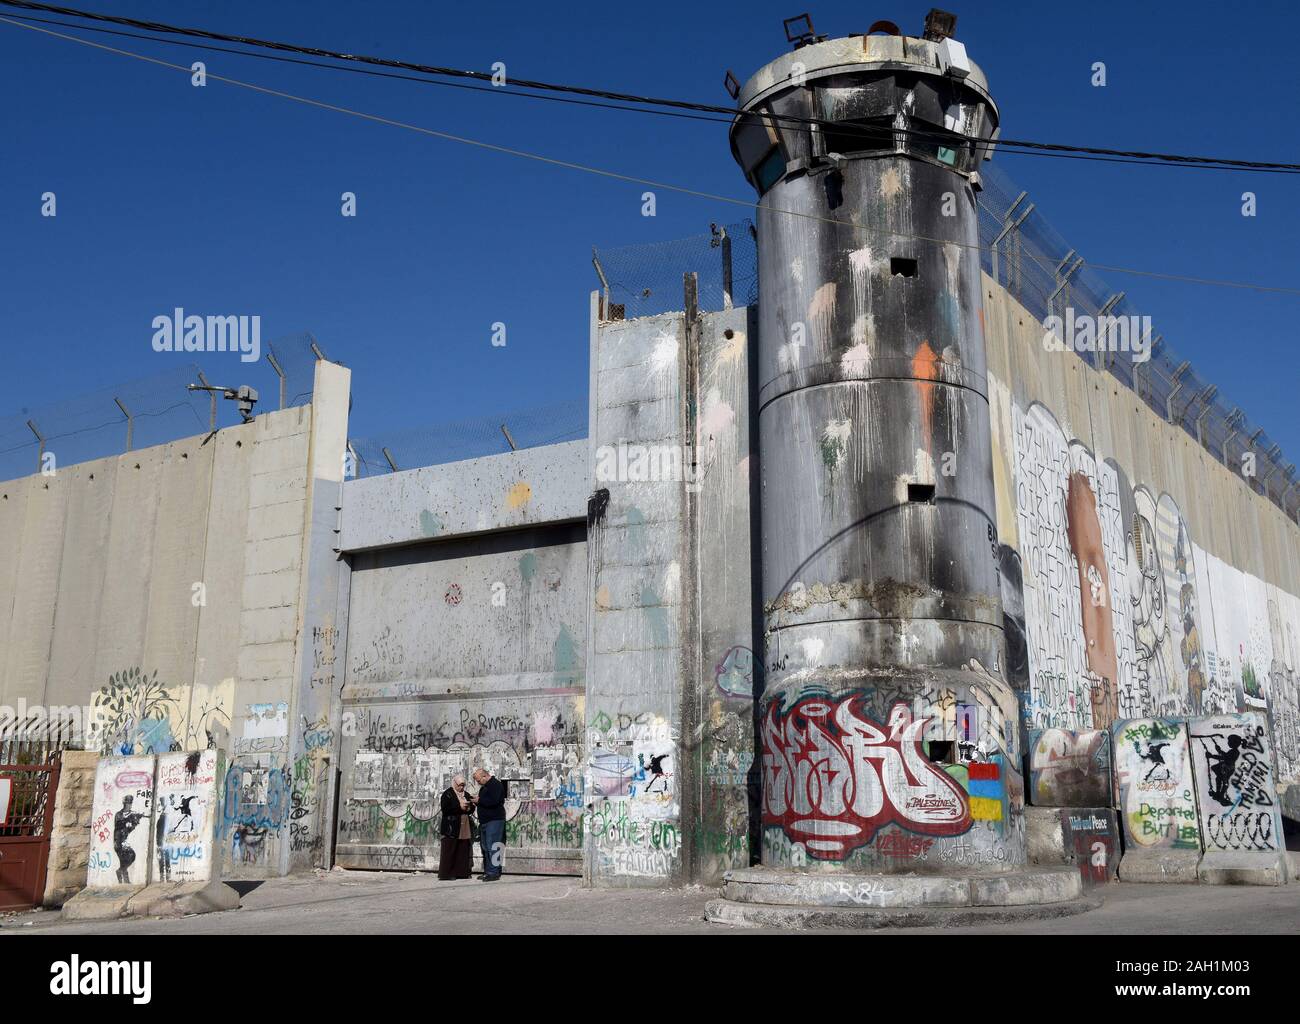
[
  {"xmin": 908, "ymin": 482, "xmax": 936, "ymax": 504},
  {"xmin": 891, "ymin": 257, "xmax": 918, "ymax": 278}
]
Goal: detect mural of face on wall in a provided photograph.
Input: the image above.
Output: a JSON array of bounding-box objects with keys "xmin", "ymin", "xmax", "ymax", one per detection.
[
  {"xmin": 1012, "ymin": 405, "xmax": 1137, "ymax": 733},
  {"xmin": 1065, "ymin": 471, "xmax": 1119, "ymax": 729}
]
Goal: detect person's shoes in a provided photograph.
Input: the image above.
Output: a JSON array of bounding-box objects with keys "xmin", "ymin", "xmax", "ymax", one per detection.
[{"xmin": 483, "ymin": 874, "xmax": 501, "ymax": 882}]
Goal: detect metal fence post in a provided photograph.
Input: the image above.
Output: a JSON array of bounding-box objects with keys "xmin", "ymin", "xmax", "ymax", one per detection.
[
  {"xmin": 267, "ymin": 349, "xmax": 287, "ymax": 410},
  {"xmin": 1261, "ymin": 444, "xmax": 1283, "ymax": 500},
  {"xmin": 1096, "ymin": 293, "xmax": 1124, "ymax": 371},
  {"xmin": 1194, "ymin": 385, "xmax": 1217, "ymax": 449},
  {"xmin": 990, "ymin": 191, "xmax": 1029, "ymax": 287},
  {"xmin": 196, "ymin": 371, "xmax": 218, "ymax": 430},
  {"xmin": 1165, "ymin": 362, "xmax": 1190, "ymax": 424},
  {"xmin": 592, "ymin": 248, "xmax": 611, "ymax": 319},
  {"xmin": 26, "ymin": 419, "xmax": 45, "ymax": 473},
  {"xmin": 1046, "ymin": 252, "xmax": 1082, "ymax": 323},
  {"xmin": 114, "ymin": 397, "xmax": 133, "ymax": 452},
  {"xmin": 721, "ymin": 228, "xmax": 734, "ymax": 310},
  {"xmin": 1223, "ymin": 408, "xmax": 1244, "ymax": 470}
]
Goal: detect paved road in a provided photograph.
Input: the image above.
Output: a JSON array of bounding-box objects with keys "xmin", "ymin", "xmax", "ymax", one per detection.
[{"xmin": 3, "ymin": 871, "xmax": 1299, "ymax": 934}]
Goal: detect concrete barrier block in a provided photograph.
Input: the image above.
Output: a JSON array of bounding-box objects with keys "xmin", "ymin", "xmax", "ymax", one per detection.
[
  {"xmin": 151, "ymin": 750, "xmax": 224, "ymax": 884},
  {"xmin": 1113, "ymin": 719, "xmax": 1201, "ymax": 873},
  {"xmin": 86, "ymin": 755, "xmax": 156, "ymax": 889},
  {"xmin": 1197, "ymin": 851, "xmax": 1287, "ymax": 886},
  {"xmin": 1187, "ymin": 714, "xmax": 1287, "ymax": 885},
  {"xmin": 1117, "ymin": 849, "xmax": 1200, "ymax": 883},
  {"xmin": 1027, "ymin": 728, "xmax": 1112, "ymax": 807},
  {"xmin": 125, "ymin": 880, "xmax": 241, "ymax": 918},
  {"xmin": 1025, "ymin": 806, "xmax": 1068, "ymax": 865},
  {"xmin": 60, "ymin": 886, "xmax": 140, "ymax": 921}
]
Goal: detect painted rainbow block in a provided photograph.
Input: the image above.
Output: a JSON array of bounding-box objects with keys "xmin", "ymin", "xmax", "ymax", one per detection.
[{"xmin": 967, "ymin": 761, "xmax": 1002, "ymax": 820}]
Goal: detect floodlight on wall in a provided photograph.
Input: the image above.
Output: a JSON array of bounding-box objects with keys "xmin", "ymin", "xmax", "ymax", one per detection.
[
  {"xmin": 783, "ymin": 13, "xmax": 824, "ymax": 48},
  {"xmin": 923, "ymin": 8, "xmax": 959, "ymax": 41}
]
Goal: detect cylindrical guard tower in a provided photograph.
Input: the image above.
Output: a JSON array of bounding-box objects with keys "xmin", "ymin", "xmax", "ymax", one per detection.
[{"xmin": 729, "ymin": 15, "xmax": 1029, "ymax": 882}]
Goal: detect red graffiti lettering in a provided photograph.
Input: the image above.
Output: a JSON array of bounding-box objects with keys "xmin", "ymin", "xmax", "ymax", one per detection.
[
  {"xmin": 761, "ymin": 697, "xmax": 972, "ymax": 859},
  {"xmin": 876, "ymin": 832, "xmax": 936, "ymax": 858}
]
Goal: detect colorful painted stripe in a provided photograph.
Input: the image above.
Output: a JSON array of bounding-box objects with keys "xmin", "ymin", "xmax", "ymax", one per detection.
[{"xmin": 970, "ymin": 796, "xmax": 1002, "ymax": 820}]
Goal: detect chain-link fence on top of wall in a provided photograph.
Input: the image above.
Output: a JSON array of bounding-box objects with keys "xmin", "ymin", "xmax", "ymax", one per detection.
[
  {"xmin": 591, "ymin": 171, "xmax": 1298, "ymax": 523},
  {"xmin": 0, "ymin": 333, "xmax": 328, "ymax": 484},
  {"xmin": 593, "ymin": 220, "xmax": 759, "ymax": 320},
  {"xmin": 347, "ymin": 397, "xmax": 588, "ymax": 478},
  {"xmin": 973, "ymin": 162, "xmax": 1295, "ymax": 518}
]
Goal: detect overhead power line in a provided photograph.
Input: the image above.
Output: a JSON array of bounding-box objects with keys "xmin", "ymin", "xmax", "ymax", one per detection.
[
  {"xmin": 1, "ymin": 9, "xmax": 1293, "ymax": 177},
  {"xmin": 2, "ymin": 0, "xmax": 1299, "ymax": 176},
  {"xmin": 2, "ymin": 12, "xmax": 1299, "ymax": 299}
]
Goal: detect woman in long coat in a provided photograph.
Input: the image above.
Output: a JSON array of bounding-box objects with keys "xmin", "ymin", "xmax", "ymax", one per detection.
[{"xmin": 438, "ymin": 774, "xmax": 476, "ymax": 880}]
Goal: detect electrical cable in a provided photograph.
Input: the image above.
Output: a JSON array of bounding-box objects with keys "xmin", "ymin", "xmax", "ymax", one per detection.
[
  {"xmin": 3, "ymin": 13, "xmax": 1298, "ymax": 298},
  {"xmin": 2, "ymin": 0, "xmax": 1299, "ymax": 175},
  {"xmin": 3, "ymin": 8, "xmax": 1292, "ymax": 177}
]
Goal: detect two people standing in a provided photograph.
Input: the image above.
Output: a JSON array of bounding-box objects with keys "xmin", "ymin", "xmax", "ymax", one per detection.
[{"xmin": 436, "ymin": 769, "xmax": 508, "ymax": 882}]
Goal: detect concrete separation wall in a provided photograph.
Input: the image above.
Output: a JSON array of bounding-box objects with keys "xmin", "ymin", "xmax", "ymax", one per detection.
[
  {"xmin": 691, "ymin": 305, "xmax": 759, "ymax": 884},
  {"xmin": 983, "ymin": 272, "xmax": 1300, "ymax": 818},
  {"xmin": 341, "ymin": 440, "xmax": 587, "ymax": 551},
  {"xmin": 0, "ymin": 360, "xmax": 352, "ymax": 879},
  {"xmin": 586, "ymin": 299, "xmax": 692, "ymax": 887},
  {"xmin": 335, "ymin": 442, "xmax": 588, "ymax": 874}
]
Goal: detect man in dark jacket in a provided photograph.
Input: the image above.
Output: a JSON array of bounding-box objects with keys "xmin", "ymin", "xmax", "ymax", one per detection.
[{"xmin": 472, "ymin": 768, "xmax": 508, "ymax": 881}]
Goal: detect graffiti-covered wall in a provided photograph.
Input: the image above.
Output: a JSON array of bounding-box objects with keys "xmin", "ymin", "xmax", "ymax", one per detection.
[
  {"xmin": 693, "ymin": 306, "xmax": 760, "ymax": 883},
  {"xmin": 1, "ymin": 361, "xmax": 352, "ymax": 880},
  {"xmin": 586, "ymin": 304, "xmax": 693, "ymax": 886},
  {"xmin": 336, "ymin": 442, "xmax": 590, "ymax": 874},
  {"xmin": 983, "ymin": 275, "xmax": 1300, "ymax": 812}
]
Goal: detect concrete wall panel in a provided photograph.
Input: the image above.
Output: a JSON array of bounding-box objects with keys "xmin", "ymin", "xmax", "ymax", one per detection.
[{"xmin": 45, "ymin": 460, "xmax": 116, "ymax": 708}]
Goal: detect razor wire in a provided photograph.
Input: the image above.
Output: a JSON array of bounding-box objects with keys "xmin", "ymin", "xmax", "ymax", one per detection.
[{"xmin": 0, "ymin": 333, "xmax": 328, "ymax": 483}]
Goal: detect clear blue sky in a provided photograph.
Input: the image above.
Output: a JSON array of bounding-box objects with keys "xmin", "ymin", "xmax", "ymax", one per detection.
[{"xmin": 1, "ymin": 0, "xmax": 1296, "ymax": 460}]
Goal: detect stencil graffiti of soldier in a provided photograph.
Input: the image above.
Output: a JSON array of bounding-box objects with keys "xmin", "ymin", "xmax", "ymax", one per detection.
[
  {"xmin": 114, "ymin": 795, "xmax": 146, "ymax": 884},
  {"xmin": 1202, "ymin": 734, "xmax": 1242, "ymax": 807}
]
